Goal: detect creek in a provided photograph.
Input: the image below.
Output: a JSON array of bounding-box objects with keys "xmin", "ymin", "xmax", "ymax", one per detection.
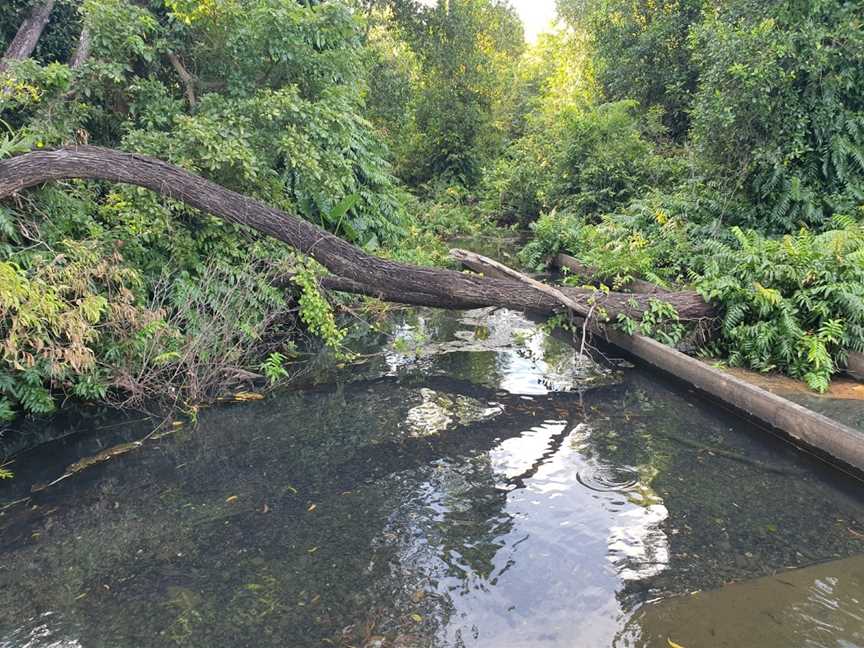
[{"xmin": 1, "ymin": 278, "xmax": 863, "ymax": 647}]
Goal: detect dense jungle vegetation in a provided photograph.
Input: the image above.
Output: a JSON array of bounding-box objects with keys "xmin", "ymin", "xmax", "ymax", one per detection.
[{"xmin": 1, "ymin": 0, "xmax": 863, "ymax": 448}]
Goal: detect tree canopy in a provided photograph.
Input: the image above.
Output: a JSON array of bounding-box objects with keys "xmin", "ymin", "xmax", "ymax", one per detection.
[{"xmin": 1, "ymin": 0, "xmax": 863, "ymax": 425}]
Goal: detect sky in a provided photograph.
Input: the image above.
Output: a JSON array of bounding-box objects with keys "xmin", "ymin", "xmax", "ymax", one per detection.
[
  {"xmin": 510, "ymin": 0, "xmax": 558, "ymax": 42},
  {"xmin": 416, "ymin": 0, "xmax": 559, "ymax": 43}
]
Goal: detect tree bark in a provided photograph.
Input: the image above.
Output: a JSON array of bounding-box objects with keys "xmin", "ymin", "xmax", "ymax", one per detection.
[
  {"xmin": 167, "ymin": 52, "xmax": 196, "ymax": 108},
  {"xmin": 0, "ymin": 146, "xmax": 717, "ymax": 323},
  {"xmin": 452, "ymin": 248, "xmax": 600, "ymax": 319},
  {"xmin": 69, "ymin": 25, "xmax": 91, "ymax": 69},
  {"xmin": 0, "ymin": 0, "xmax": 56, "ymax": 73}
]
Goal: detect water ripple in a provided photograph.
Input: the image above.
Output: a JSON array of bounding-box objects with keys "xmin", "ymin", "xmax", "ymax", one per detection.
[{"xmin": 576, "ymin": 462, "xmax": 641, "ymax": 493}]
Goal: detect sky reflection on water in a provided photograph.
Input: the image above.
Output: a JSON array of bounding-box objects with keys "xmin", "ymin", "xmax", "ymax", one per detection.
[{"xmin": 1, "ymin": 307, "xmax": 863, "ymax": 647}]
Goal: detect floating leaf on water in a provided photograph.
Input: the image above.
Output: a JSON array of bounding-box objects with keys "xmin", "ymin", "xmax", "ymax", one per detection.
[
  {"xmin": 151, "ymin": 427, "xmax": 179, "ymax": 440},
  {"xmin": 225, "ymin": 495, "xmax": 239, "ymax": 504},
  {"xmin": 307, "ymin": 504, "xmax": 317, "ymax": 512},
  {"xmin": 65, "ymin": 442, "xmax": 143, "ymax": 474},
  {"xmin": 307, "ymin": 546, "xmax": 318, "ymax": 554},
  {"xmin": 233, "ymin": 391, "xmax": 264, "ymax": 401},
  {"xmin": 667, "ymin": 639, "xmax": 686, "ymax": 648}
]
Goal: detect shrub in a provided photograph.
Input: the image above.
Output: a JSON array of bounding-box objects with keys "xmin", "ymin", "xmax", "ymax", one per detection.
[
  {"xmin": 697, "ymin": 219, "xmax": 864, "ymax": 391},
  {"xmin": 484, "ymin": 101, "xmax": 682, "ymax": 223},
  {"xmin": 520, "ymin": 204, "xmax": 864, "ymax": 391}
]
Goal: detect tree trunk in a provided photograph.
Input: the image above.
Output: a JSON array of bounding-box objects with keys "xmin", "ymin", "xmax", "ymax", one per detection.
[
  {"xmin": 453, "ymin": 248, "xmax": 715, "ymax": 322},
  {"xmin": 167, "ymin": 51, "xmax": 196, "ymax": 108},
  {"xmin": 0, "ymin": 0, "xmax": 56, "ymax": 72},
  {"xmin": 70, "ymin": 25, "xmax": 91, "ymax": 69},
  {"xmin": 0, "ymin": 146, "xmax": 717, "ymax": 324}
]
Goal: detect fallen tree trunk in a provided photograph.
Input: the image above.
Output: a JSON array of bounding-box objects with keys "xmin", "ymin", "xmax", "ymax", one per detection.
[
  {"xmin": 0, "ymin": 0, "xmax": 56, "ymax": 72},
  {"xmin": 453, "ymin": 248, "xmax": 715, "ymax": 322},
  {"xmin": 0, "ymin": 146, "xmax": 715, "ymax": 323}
]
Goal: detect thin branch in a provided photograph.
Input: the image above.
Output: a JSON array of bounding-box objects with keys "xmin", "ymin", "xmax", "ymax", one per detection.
[{"xmin": 167, "ymin": 51, "xmax": 196, "ymax": 108}]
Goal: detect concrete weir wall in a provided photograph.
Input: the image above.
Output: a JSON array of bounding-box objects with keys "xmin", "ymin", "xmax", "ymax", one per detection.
[
  {"xmin": 848, "ymin": 351, "xmax": 864, "ymax": 381},
  {"xmin": 605, "ymin": 330, "xmax": 864, "ymax": 475}
]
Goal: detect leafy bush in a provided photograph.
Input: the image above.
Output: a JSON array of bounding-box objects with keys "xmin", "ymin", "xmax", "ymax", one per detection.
[
  {"xmin": 520, "ymin": 205, "xmax": 864, "ymax": 390},
  {"xmin": 484, "ymin": 101, "xmax": 682, "ymax": 223},
  {"xmin": 519, "ymin": 198, "xmax": 697, "ymax": 288},
  {"xmin": 698, "ymin": 220, "xmax": 864, "ymax": 391},
  {"xmin": 690, "ymin": 3, "xmax": 864, "ymax": 233},
  {"xmin": 0, "ymin": 236, "xmax": 158, "ymax": 419}
]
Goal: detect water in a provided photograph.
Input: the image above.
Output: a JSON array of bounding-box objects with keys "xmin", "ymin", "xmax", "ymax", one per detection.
[{"xmin": 1, "ymin": 306, "xmax": 863, "ymax": 647}]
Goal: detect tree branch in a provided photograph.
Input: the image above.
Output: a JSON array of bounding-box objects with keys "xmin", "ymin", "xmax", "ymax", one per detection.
[
  {"xmin": 167, "ymin": 51, "xmax": 197, "ymax": 108},
  {"xmin": 0, "ymin": 0, "xmax": 57, "ymax": 73},
  {"xmin": 70, "ymin": 25, "xmax": 91, "ymax": 70}
]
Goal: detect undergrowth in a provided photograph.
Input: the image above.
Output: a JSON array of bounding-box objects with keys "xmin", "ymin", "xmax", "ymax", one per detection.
[{"xmin": 522, "ymin": 208, "xmax": 864, "ymax": 391}]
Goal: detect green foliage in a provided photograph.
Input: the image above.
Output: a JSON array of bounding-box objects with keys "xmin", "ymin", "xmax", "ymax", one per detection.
[
  {"xmin": 617, "ymin": 299, "xmax": 686, "ymax": 347},
  {"xmin": 560, "ymin": 0, "xmax": 705, "ymax": 139},
  {"xmin": 690, "ymin": 1, "xmax": 864, "ymax": 232},
  {"xmin": 377, "ymin": 0, "xmax": 525, "ymax": 188},
  {"xmin": 520, "ymin": 199, "xmax": 696, "ymax": 287},
  {"xmin": 485, "ymin": 100, "xmax": 681, "ymax": 223},
  {"xmin": 291, "ymin": 262, "xmax": 347, "ymax": 355},
  {"xmin": 697, "ymin": 221, "xmax": 864, "ymax": 391},
  {"xmin": 559, "ymin": 0, "xmax": 864, "ymax": 234},
  {"xmin": 260, "ymin": 350, "xmax": 294, "ymax": 385},
  {"xmin": 0, "ymin": 238, "xmax": 152, "ymax": 417},
  {"xmin": 523, "ymin": 207, "xmax": 864, "ymax": 389}
]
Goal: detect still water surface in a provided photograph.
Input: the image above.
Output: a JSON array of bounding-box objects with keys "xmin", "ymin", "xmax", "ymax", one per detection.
[{"xmin": 1, "ymin": 306, "xmax": 863, "ymax": 647}]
